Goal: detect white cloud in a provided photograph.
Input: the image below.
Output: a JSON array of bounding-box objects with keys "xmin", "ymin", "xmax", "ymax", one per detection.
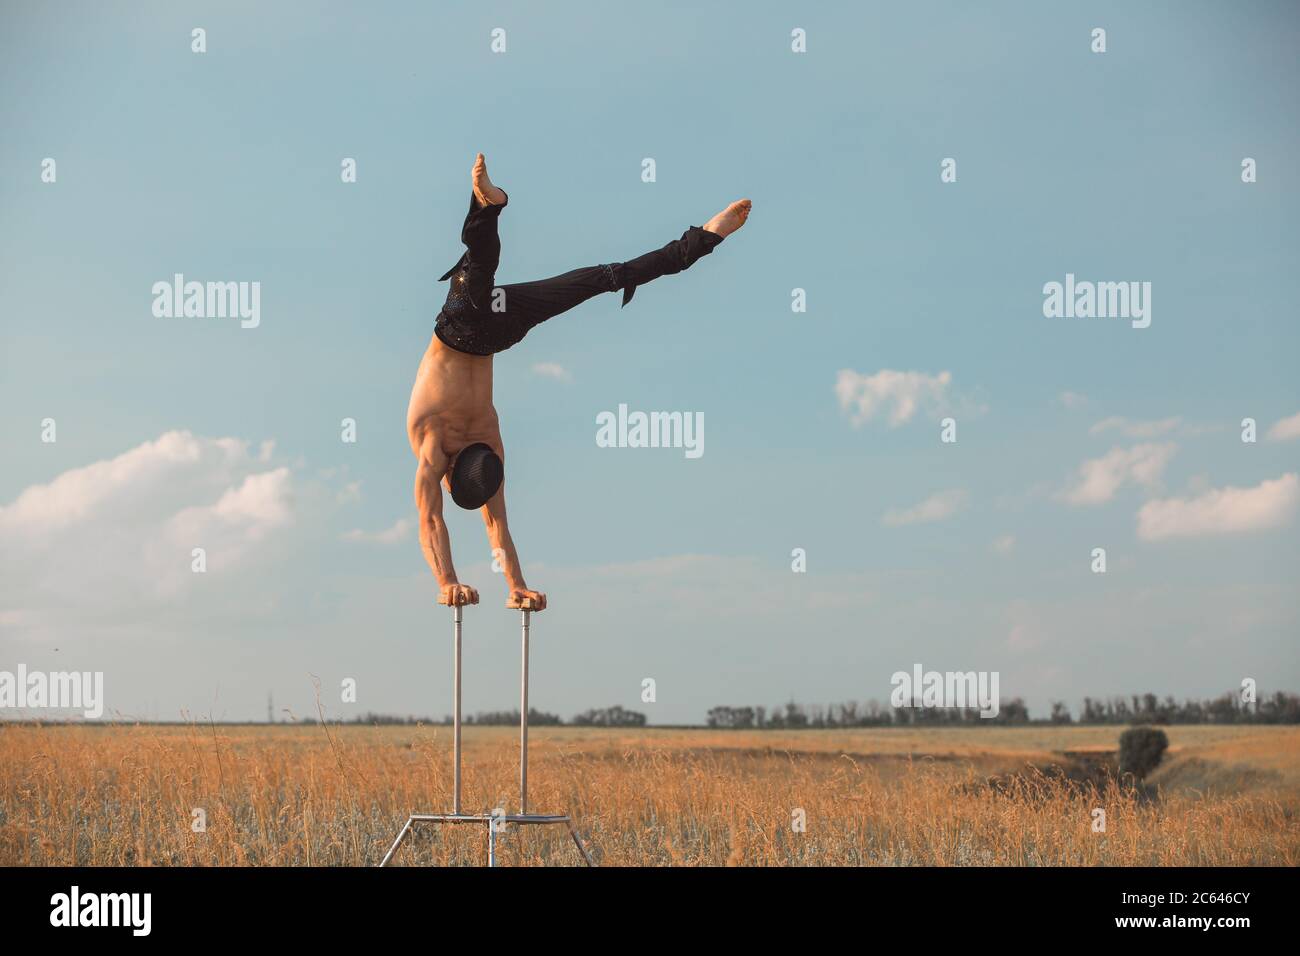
[
  {"xmin": 1137, "ymin": 473, "xmax": 1299, "ymax": 540},
  {"xmin": 1089, "ymin": 416, "xmax": 1182, "ymax": 438},
  {"xmin": 532, "ymin": 362, "xmax": 572, "ymax": 383},
  {"xmin": 342, "ymin": 518, "xmax": 412, "ymax": 544},
  {"xmin": 1060, "ymin": 443, "xmax": 1176, "ymax": 505},
  {"xmin": 991, "ymin": 534, "xmax": 1016, "ymax": 554},
  {"xmin": 883, "ymin": 489, "xmax": 968, "ymax": 527},
  {"xmin": 0, "ymin": 430, "xmax": 296, "ymax": 615},
  {"xmin": 1266, "ymin": 411, "xmax": 1300, "ymax": 442},
  {"xmin": 168, "ymin": 467, "xmax": 291, "ymax": 549},
  {"xmin": 1058, "ymin": 391, "xmax": 1088, "ymax": 410},
  {"xmin": 0, "ymin": 430, "xmax": 240, "ymax": 533},
  {"xmin": 835, "ymin": 369, "xmax": 952, "ymax": 427}
]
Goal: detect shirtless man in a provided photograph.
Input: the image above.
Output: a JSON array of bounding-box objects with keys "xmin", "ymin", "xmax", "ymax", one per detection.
[{"xmin": 405, "ymin": 154, "xmax": 750, "ymax": 611}]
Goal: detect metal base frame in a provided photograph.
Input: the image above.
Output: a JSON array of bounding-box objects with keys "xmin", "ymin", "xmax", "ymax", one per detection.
[
  {"xmin": 381, "ymin": 813, "xmax": 594, "ymax": 867},
  {"xmin": 379, "ymin": 606, "xmax": 596, "ymax": 867}
]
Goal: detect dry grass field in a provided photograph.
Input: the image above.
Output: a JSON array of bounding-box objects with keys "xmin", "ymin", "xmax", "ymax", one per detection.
[{"xmin": 1, "ymin": 722, "xmax": 1296, "ymax": 866}]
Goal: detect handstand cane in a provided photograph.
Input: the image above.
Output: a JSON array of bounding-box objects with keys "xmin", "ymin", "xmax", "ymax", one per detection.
[{"xmin": 380, "ymin": 602, "xmax": 594, "ymax": 866}]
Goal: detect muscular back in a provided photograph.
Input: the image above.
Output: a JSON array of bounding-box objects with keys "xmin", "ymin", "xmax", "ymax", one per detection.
[
  {"xmin": 407, "ymin": 332, "xmax": 534, "ymax": 608},
  {"xmin": 406, "ymin": 335, "xmax": 501, "ymax": 469}
]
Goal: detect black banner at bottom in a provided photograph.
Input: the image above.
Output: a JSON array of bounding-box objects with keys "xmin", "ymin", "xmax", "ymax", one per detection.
[{"xmin": 1, "ymin": 865, "xmax": 1281, "ymax": 941}]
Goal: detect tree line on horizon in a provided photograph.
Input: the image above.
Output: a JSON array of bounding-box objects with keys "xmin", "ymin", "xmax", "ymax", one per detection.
[
  {"xmin": 336, "ymin": 691, "xmax": 1299, "ymax": 728},
  {"xmin": 346, "ymin": 704, "xmax": 647, "ymax": 727},
  {"xmin": 706, "ymin": 691, "xmax": 1300, "ymax": 728},
  {"xmin": 12, "ymin": 692, "xmax": 1295, "ymax": 727}
]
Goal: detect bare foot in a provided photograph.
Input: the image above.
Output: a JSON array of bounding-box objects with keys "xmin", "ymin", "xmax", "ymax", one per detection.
[
  {"xmin": 702, "ymin": 199, "xmax": 751, "ymax": 238},
  {"xmin": 472, "ymin": 153, "xmax": 507, "ymax": 206}
]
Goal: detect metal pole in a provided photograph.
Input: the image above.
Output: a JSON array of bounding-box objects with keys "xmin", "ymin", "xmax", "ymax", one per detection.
[
  {"xmin": 378, "ymin": 600, "xmax": 597, "ymax": 867},
  {"xmin": 380, "ymin": 817, "xmax": 413, "ymax": 867},
  {"xmin": 519, "ymin": 608, "xmax": 530, "ymax": 815},
  {"xmin": 453, "ymin": 604, "xmax": 463, "ymax": 815},
  {"xmin": 566, "ymin": 819, "xmax": 595, "ymax": 867}
]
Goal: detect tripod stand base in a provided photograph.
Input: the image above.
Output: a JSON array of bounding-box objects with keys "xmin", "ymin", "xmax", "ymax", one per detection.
[
  {"xmin": 380, "ymin": 812, "xmax": 595, "ymax": 867},
  {"xmin": 380, "ymin": 606, "xmax": 595, "ymax": 867}
]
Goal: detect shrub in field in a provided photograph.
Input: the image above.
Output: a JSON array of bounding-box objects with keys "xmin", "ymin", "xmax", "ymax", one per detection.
[{"xmin": 1119, "ymin": 726, "xmax": 1169, "ymax": 778}]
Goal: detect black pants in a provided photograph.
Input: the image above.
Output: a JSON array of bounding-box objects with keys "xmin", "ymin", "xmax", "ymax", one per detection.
[{"xmin": 434, "ymin": 192, "xmax": 724, "ymax": 355}]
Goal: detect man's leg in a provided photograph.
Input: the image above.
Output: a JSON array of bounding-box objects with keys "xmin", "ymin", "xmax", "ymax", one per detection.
[
  {"xmin": 441, "ymin": 190, "xmax": 508, "ymax": 312},
  {"xmin": 496, "ymin": 263, "xmax": 620, "ymax": 332},
  {"xmin": 438, "ymin": 154, "xmax": 511, "ymax": 311},
  {"xmin": 452, "ymin": 197, "xmax": 750, "ymax": 354},
  {"xmin": 492, "ymin": 223, "xmax": 728, "ymax": 349},
  {"xmin": 614, "ymin": 225, "xmax": 722, "ymax": 307}
]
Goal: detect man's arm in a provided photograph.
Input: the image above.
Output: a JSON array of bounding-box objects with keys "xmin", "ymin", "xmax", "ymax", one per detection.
[
  {"xmin": 480, "ymin": 466, "xmax": 547, "ymax": 611},
  {"xmin": 414, "ymin": 435, "xmax": 478, "ymax": 607}
]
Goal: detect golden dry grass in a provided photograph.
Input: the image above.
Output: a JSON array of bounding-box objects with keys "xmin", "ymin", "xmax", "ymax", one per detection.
[{"xmin": 1, "ymin": 722, "xmax": 1296, "ymax": 866}]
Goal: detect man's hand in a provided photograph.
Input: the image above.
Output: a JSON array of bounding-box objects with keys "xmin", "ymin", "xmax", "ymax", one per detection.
[
  {"xmin": 439, "ymin": 583, "xmax": 480, "ymax": 607},
  {"xmin": 508, "ymin": 588, "xmax": 547, "ymax": 611}
]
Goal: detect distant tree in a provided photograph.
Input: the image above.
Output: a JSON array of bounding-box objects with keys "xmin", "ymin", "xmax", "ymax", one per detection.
[
  {"xmin": 1141, "ymin": 693, "xmax": 1159, "ymax": 720},
  {"xmin": 997, "ymin": 699, "xmax": 1030, "ymax": 724},
  {"xmin": 706, "ymin": 706, "xmax": 755, "ymax": 729},
  {"xmin": 1262, "ymin": 692, "xmax": 1300, "ymax": 723},
  {"xmin": 571, "ymin": 705, "xmax": 646, "ymax": 727},
  {"xmin": 784, "ymin": 701, "xmax": 808, "ymax": 728},
  {"xmin": 468, "ymin": 708, "xmax": 562, "ymax": 726}
]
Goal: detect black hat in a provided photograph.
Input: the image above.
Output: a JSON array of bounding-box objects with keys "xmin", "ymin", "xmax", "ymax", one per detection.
[{"xmin": 449, "ymin": 442, "xmax": 504, "ymax": 510}]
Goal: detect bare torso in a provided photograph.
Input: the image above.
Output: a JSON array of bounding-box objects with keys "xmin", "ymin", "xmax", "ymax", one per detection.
[
  {"xmin": 406, "ymin": 335, "xmax": 501, "ymax": 467},
  {"xmin": 408, "ymin": 333, "xmax": 541, "ymax": 610}
]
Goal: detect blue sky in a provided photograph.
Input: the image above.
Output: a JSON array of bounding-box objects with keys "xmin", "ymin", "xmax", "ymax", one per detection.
[{"xmin": 1, "ymin": 0, "xmax": 1297, "ymax": 723}]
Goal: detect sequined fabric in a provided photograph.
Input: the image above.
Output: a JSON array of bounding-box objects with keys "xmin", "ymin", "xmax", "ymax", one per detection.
[{"xmin": 435, "ymin": 266, "xmax": 500, "ymax": 355}]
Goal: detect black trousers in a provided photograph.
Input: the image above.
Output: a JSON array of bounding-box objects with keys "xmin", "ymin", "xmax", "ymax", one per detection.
[{"xmin": 434, "ymin": 192, "xmax": 724, "ymax": 356}]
